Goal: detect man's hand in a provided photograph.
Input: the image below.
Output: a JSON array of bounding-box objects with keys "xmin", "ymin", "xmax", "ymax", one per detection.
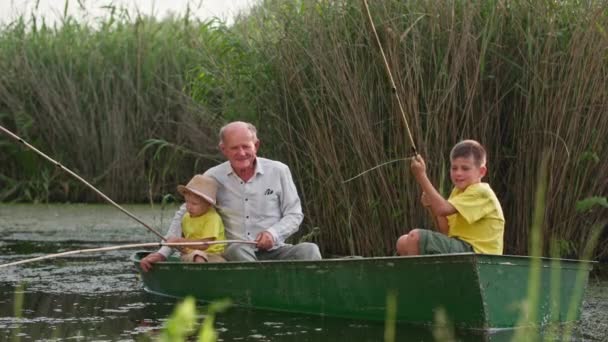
[
  {"xmin": 410, "ymin": 154, "xmax": 427, "ymax": 177},
  {"xmin": 255, "ymin": 231, "xmax": 275, "ymax": 251},
  {"xmin": 140, "ymin": 252, "xmax": 166, "ymax": 272}
]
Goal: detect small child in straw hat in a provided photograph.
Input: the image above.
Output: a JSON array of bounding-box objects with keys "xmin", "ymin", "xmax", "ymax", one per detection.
[{"xmin": 167, "ymin": 174, "xmax": 226, "ymax": 263}]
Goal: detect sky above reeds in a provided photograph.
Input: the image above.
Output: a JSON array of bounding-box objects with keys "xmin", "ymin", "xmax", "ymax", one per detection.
[{"xmin": 0, "ymin": 0, "xmax": 256, "ymax": 26}]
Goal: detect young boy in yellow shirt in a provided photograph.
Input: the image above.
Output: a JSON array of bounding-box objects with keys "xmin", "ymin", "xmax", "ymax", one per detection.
[
  {"xmin": 396, "ymin": 140, "xmax": 505, "ymax": 255},
  {"xmin": 167, "ymin": 174, "xmax": 226, "ymax": 263}
]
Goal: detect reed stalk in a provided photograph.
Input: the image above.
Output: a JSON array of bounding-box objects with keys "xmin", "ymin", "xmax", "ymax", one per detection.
[
  {"xmin": 236, "ymin": 0, "xmax": 608, "ymax": 258},
  {"xmin": 383, "ymin": 291, "xmax": 396, "ymax": 342},
  {"xmin": 1, "ymin": 0, "xmax": 606, "ymax": 259}
]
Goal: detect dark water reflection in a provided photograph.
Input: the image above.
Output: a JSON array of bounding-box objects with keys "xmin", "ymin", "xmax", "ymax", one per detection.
[{"xmin": 0, "ymin": 204, "xmax": 606, "ymax": 341}]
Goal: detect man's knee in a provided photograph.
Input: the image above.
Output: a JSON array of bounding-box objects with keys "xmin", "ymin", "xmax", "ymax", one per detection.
[
  {"xmin": 292, "ymin": 242, "xmax": 322, "ymax": 260},
  {"xmin": 223, "ymin": 244, "xmax": 257, "ymax": 262}
]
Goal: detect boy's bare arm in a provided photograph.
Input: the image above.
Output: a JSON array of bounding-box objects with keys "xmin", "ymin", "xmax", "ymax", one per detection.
[
  {"xmin": 411, "ymin": 155, "xmax": 457, "ymax": 217},
  {"xmin": 422, "ymin": 192, "xmax": 449, "ymax": 234},
  {"xmin": 435, "ymin": 216, "xmax": 449, "ymax": 234}
]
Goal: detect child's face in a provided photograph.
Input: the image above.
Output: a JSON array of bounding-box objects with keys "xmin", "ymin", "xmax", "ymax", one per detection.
[
  {"xmin": 184, "ymin": 192, "xmax": 211, "ymax": 217},
  {"xmin": 450, "ymin": 156, "xmax": 487, "ymax": 190}
]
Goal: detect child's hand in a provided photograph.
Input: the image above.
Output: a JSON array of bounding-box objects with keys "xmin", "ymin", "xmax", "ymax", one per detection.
[
  {"xmin": 410, "ymin": 154, "xmax": 426, "ymax": 176},
  {"xmin": 165, "ymin": 237, "xmax": 186, "ymax": 253},
  {"xmin": 166, "ymin": 237, "xmax": 184, "ymax": 244}
]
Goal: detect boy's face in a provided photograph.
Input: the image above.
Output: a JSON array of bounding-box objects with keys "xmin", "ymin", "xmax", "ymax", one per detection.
[
  {"xmin": 450, "ymin": 156, "xmax": 487, "ymax": 191},
  {"xmin": 184, "ymin": 192, "xmax": 211, "ymax": 217}
]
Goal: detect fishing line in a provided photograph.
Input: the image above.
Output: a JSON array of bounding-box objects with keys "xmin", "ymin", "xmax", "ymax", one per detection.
[
  {"xmin": 344, "ymin": 1, "xmax": 423, "ymax": 183},
  {"xmin": 342, "ymin": 157, "xmax": 414, "ymax": 183}
]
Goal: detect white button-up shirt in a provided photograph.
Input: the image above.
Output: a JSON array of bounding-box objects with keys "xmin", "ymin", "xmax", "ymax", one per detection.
[{"xmin": 158, "ymin": 158, "xmax": 303, "ymax": 257}]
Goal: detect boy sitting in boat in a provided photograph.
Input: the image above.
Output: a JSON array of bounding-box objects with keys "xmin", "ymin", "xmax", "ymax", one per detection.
[
  {"xmin": 396, "ymin": 140, "xmax": 504, "ymax": 255},
  {"xmin": 168, "ymin": 174, "xmax": 226, "ymax": 263}
]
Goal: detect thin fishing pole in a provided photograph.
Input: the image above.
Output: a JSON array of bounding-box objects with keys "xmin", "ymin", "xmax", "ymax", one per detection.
[
  {"xmin": 361, "ymin": 2, "xmax": 444, "ymax": 230},
  {"xmin": 0, "ymin": 240, "xmax": 258, "ymax": 269},
  {"xmin": 362, "ymin": 0, "xmax": 418, "ymax": 156},
  {"xmin": 0, "ymin": 125, "xmax": 166, "ymax": 240}
]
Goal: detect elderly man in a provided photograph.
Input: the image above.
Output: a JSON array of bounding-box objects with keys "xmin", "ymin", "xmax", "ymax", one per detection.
[{"xmin": 141, "ymin": 121, "xmax": 321, "ymax": 270}]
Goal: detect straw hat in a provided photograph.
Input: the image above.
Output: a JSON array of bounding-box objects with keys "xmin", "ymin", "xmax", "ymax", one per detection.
[{"xmin": 177, "ymin": 175, "xmax": 217, "ymax": 205}]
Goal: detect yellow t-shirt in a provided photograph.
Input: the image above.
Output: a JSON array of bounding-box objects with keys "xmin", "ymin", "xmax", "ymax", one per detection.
[
  {"xmin": 447, "ymin": 182, "xmax": 505, "ymax": 254},
  {"xmin": 181, "ymin": 207, "xmax": 226, "ymax": 255}
]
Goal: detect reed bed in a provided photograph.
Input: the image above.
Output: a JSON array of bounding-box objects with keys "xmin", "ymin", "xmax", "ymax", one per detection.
[
  {"xmin": 0, "ymin": 0, "xmax": 606, "ymax": 259},
  {"xmin": 0, "ymin": 10, "xmax": 225, "ymax": 203},
  {"xmin": 231, "ymin": 0, "xmax": 608, "ymax": 258}
]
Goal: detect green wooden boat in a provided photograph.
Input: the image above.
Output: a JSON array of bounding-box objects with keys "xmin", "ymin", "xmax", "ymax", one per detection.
[{"xmin": 132, "ymin": 252, "xmax": 594, "ymax": 330}]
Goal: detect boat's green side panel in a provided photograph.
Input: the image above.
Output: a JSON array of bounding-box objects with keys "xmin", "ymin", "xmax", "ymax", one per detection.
[
  {"xmin": 136, "ymin": 253, "xmax": 487, "ymax": 327},
  {"xmin": 133, "ymin": 252, "xmax": 593, "ymax": 329},
  {"xmin": 476, "ymin": 255, "xmax": 593, "ymax": 327}
]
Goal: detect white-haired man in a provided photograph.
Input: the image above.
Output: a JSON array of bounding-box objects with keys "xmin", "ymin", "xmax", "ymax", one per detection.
[{"xmin": 141, "ymin": 121, "xmax": 321, "ymax": 270}]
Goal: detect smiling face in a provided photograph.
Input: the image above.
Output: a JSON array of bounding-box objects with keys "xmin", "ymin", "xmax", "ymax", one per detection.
[
  {"xmin": 450, "ymin": 155, "xmax": 487, "ymax": 191},
  {"xmin": 184, "ymin": 192, "xmax": 211, "ymax": 217},
  {"xmin": 219, "ymin": 123, "xmax": 259, "ymax": 172}
]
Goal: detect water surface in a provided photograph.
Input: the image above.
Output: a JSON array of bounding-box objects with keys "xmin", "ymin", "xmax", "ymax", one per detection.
[{"xmin": 1, "ymin": 204, "xmax": 606, "ymax": 341}]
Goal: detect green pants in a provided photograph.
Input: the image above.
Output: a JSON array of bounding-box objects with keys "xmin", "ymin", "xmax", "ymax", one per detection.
[{"xmin": 418, "ymin": 230, "xmax": 474, "ymax": 254}]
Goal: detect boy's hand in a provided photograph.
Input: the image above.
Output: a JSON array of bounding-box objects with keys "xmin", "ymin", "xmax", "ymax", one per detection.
[{"xmin": 410, "ymin": 154, "xmax": 427, "ymax": 177}]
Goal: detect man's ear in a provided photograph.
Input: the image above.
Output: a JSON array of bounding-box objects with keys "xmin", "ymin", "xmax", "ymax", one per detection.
[{"xmin": 254, "ymin": 139, "xmax": 260, "ymax": 151}]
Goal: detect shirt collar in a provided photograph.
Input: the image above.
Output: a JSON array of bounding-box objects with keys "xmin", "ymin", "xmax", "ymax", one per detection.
[{"xmin": 225, "ymin": 158, "xmax": 264, "ymax": 176}]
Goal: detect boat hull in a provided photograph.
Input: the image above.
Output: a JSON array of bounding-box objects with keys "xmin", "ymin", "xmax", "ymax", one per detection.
[{"xmin": 132, "ymin": 252, "xmax": 593, "ymax": 329}]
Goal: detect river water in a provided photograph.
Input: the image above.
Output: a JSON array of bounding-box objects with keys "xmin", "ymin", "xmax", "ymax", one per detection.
[{"xmin": 0, "ymin": 204, "xmax": 606, "ymax": 341}]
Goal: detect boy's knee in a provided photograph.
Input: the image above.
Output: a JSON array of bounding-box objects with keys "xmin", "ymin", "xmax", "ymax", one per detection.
[
  {"xmin": 409, "ymin": 229, "xmax": 422, "ymax": 240},
  {"xmin": 396, "ymin": 234, "xmax": 409, "ymax": 255},
  {"xmin": 396, "ymin": 229, "xmax": 421, "ymax": 256}
]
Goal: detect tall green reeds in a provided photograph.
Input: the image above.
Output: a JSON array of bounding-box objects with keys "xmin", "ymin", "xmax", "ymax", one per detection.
[
  {"xmin": 224, "ymin": 0, "xmax": 608, "ymax": 258},
  {"xmin": 0, "ymin": 9, "xmax": 226, "ymax": 203},
  {"xmin": 1, "ymin": 0, "xmax": 606, "ymax": 259}
]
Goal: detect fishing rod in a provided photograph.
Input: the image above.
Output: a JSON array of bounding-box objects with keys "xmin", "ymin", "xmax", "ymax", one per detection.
[
  {"xmin": 361, "ymin": 1, "xmax": 444, "ymax": 230},
  {"xmin": 0, "ymin": 124, "xmax": 166, "ymax": 240},
  {"xmin": 0, "ymin": 240, "xmax": 258, "ymax": 269},
  {"xmin": 362, "ymin": 0, "xmax": 418, "ymax": 157},
  {"xmin": 343, "ymin": 2, "xmax": 421, "ymax": 183}
]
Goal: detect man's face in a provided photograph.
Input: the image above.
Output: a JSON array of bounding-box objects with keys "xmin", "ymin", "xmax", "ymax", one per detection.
[
  {"xmin": 219, "ymin": 126, "xmax": 259, "ymax": 171},
  {"xmin": 450, "ymin": 156, "xmax": 486, "ymax": 191}
]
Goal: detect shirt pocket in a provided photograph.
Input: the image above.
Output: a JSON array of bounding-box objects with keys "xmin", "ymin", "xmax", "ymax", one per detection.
[{"xmin": 253, "ymin": 191, "xmax": 280, "ymax": 220}]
